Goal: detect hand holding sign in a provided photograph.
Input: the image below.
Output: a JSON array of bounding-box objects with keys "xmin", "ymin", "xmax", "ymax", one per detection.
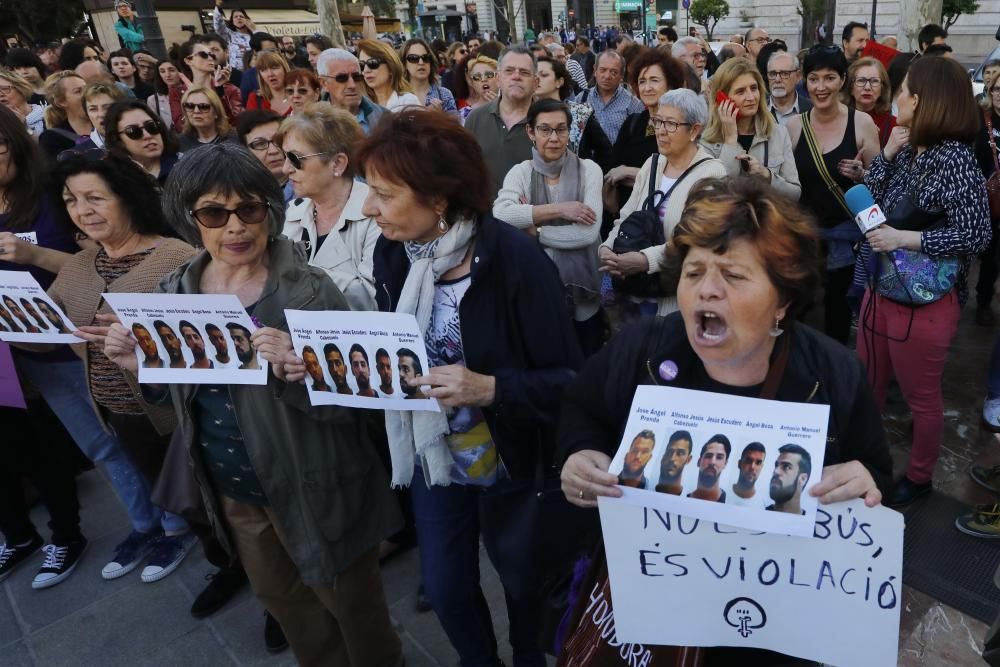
[
  {"xmin": 105, "ymin": 322, "xmax": 139, "ymax": 374},
  {"xmin": 0, "ymin": 232, "xmax": 37, "ymax": 265},
  {"xmin": 412, "ymin": 364, "xmax": 496, "ymax": 408},
  {"xmin": 561, "ymin": 449, "xmax": 622, "ymax": 508},
  {"xmin": 809, "ymin": 460, "xmax": 882, "ymax": 507}
]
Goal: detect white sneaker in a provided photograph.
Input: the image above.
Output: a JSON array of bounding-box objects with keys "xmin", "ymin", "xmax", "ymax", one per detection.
[{"xmin": 985, "ymin": 398, "xmax": 1000, "ymax": 431}]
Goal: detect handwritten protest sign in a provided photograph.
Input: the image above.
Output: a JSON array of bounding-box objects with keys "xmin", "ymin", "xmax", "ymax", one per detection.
[
  {"xmin": 0, "ymin": 270, "xmax": 77, "ymax": 344},
  {"xmin": 598, "ymin": 497, "xmax": 903, "ymax": 666},
  {"xmin": 285, "ymin": 310, "xmax": 439, "ymax": 412},
  {"xmin": 103, "ymin": 293, "xmax": 267, "ymax": 385},
  {"xmin": 607, "ymin": 386, "xmax": 829, "ymax": 537},
  {"xmin": 0, "ymin": 342, "xmax": 26, "ymax": 409}
]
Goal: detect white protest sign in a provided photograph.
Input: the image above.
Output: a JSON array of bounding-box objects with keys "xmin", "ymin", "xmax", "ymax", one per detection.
[
  {"xmin": 14, "ymin": 232, "xmax": 37, "ymax": 245},
  {"xmin": 285, "ymin": 309, "xmax": 439, "ymax": 412},
  {"xmin": 0, "ymin": 270, "xmax": 77, "ymax": 344},
  {"xmin": 608, "ymin": 386, "xmax": 830, "ymax": 537},
  {"xmin": 103, "ymin": 293, "xmax": 267, "ymax": 385},
  {"xmin": 598, "ymin": 497, "xmax": 903, "ymax": 666}
]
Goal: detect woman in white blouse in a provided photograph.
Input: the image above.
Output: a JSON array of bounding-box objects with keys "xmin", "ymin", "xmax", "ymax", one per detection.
[
  {"xmin": 279, "ymin": 102, "xmax": 380, "ymax": 310},
  {"xmin": 493, "ymin": 99, "xmax": 606, "ymax": 354},
  {"xmin": 356, "ymin": 39, "xmax": 420, "ymax": 112}
]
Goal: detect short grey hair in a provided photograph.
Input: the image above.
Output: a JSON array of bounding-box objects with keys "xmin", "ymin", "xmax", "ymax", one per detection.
[
  {"xmin": 658, "ymin": 88, "xmax": 708, "ymax": 129},
  {"xmin": 672, "ymin": 37, "xmax": 700, "ymax": 58},
  {"xmin": 498, "ymin": 44, "xmax": 536, "ymax": 73},
  {"xmin": 767, "ymin": 50, "xmax": 796, "ymax": 70},
  {"xmin": 545, "ymin": 43, "xmax": 566, "ymax": 55},
  {"xmin": 316, "ymin": 48, "xmax": 358, "ymax": 75},
  {"xmin": 163, "ymin": 143, "xmax": 285, "ymax": 248}
]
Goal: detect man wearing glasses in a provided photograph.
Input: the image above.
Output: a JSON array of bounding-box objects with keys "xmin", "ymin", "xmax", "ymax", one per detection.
[
  {"xmin": 767, "ymin": 51, "xmax": 811, "ymax": 126},
  {"xmin": 316, "ymin": 48, "xmax": 386, "ymax": 135},
  {"xmin": 672, "ymin": 37, "xmax": 708, "ymax": 80},
  {"xmin": 744, "ymin": 27, "xmax": 770, "ymax": 59}
]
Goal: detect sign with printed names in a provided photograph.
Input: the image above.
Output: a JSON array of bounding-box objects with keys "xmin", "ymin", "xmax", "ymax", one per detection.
[
  {"xmin": 0, "ymin": 270, "xmax": 77, "ymax": 344},
  {"xmin": 598, "ymin": 497, "xmax": 903, "ymax": 666},
  {"xmin": 103, "ymin": 293, "xmax": 267, "ymax": 385},
  {"xmin": 285, "ymin": 309, "xmax": 440, "ymax": 412},
  {"xmin": 607, "ymin": 386, "xmax": 830, "ymax": 537}
]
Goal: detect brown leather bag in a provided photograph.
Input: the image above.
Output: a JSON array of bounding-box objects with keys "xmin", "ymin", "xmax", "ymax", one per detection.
[{"xmin": 983, "ymin": 113, "xmax": 1000, "ymax": 219}]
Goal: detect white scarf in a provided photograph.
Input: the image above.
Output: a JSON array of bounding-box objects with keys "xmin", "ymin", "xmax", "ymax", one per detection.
[{"xmin": 385, "ymin": 218, "xmax": 477, "ymax": 488}]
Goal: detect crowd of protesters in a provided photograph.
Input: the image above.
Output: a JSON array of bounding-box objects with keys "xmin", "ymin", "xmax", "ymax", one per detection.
[{"xmin": 1, "ymin": 4, "xmax": 999, "ymax": 665}]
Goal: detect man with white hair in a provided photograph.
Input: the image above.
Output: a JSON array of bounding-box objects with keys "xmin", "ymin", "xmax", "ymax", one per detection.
[
  {"xmin": 672, "ymin": 37, "xmax": 707, "ymax": 79},
  {"xmin": 766, "ymin": 50, "xmax": 811, "ymax": 125},
  {"xmin": 547, "ymin": 43, "xmax": 587, "ymax": 90},
  {"xmin": 316, "ymin": 48, "xmax": 386, "ymax": 135}
]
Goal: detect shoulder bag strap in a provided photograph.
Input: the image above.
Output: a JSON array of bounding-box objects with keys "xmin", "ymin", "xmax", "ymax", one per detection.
[
  {"xmin": 642, "ymin": 153, "xmax": 659, "ymax": 209},
  {"xmin": 986, "ymin": 111, "xmax": 1000, "ymax": 174},
  {"xmin": 799, "ymin": 111, "xmax": 853, "ymax": 219},
  {"xmin": 649, "ymin": 157, "xmax": 712, "ymax": 210}
]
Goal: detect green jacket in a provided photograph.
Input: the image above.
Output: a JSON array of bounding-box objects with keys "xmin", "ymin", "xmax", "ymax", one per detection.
[
  {"xmin": 157, "ymin": 238, "xmax": 401, "ymax": 584},
  {"xmin": 114, "ymin": 18, "xmax": 145, "ymax": 52}
]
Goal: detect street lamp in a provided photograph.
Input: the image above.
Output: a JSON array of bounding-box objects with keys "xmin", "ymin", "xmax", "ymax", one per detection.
[{"xmin": 133, "ymin": 0, "xmax": 167, "ymax": 59}]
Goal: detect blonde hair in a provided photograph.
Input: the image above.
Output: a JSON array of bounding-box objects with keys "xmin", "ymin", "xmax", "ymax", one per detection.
[
  {"xmin": 181, "ymin": 86, "xmax": 230, "ymax": 137},
  {"xmin": 43, "ymin": 71, "xmax": 86, "ymax": 129},
  {"xmin": 255, "ymin": 51, "xmax": 290, "ymax": 101},
  {"xmin": 843, "ymin": 57, "xmax": 891, "ymax": 114},
  {"xmin": 702, "ymin": 58, "xmax": 775, "ymax": 144},
  {"xmin": 274, "ymin": 102, "xmax": 363, "ymax": 178},
  {"xmin": 0, "ymin": 68, "xmax": 33, "ymax": 104},
  {"xmin": 357, "ymin": 39, "xmax": 412, "ymax": 98}
]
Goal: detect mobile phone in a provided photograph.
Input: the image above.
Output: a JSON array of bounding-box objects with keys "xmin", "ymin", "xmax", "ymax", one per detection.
[{"xmin": 715, "ymin": 91, "xmax": 740, "ymax": 118}]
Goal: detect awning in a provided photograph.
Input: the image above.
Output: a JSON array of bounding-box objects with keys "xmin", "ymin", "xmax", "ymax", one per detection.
[
  {"xmin": 418, "ymin": 9, "xmax": 468, "ymax": 17},
  {"xmin": 243, "ymin": 9, "xmax": 320, "ymax": 37}
]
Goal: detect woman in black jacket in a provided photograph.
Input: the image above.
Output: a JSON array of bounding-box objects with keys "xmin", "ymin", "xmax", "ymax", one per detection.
[
  {"xmin": 363, "ymin": 110, "xmax": 585, "ymax": 666},
  {"xmin": 558, "ymin": 177, "xmax": 891, "ymax": 666}
]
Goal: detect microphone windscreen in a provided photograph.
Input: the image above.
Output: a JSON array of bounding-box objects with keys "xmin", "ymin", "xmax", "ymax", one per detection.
[{"xmin": 844, "ymin": 184, "xmax": 876, "ymax": 216}]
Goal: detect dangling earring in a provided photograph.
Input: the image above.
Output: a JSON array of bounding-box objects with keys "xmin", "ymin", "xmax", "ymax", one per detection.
[
  {"xmin": 437, "ymin": 215, "xmax": 448, "ymax": 232},
  {"xmin": 769, "ymin": 315, "xmax": 784, "ymax": 337}
]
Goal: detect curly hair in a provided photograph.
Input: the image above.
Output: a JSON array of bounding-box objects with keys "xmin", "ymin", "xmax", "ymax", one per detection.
[
  {"xmin": 664, "ymin": 177, "xmax": 821, "ymax": 322},
  {"xmin": 626, "ymin": 47, "xmax": 687, "ymax": 100}
]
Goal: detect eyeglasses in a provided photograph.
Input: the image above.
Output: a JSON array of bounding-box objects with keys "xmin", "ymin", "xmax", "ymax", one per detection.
[
  {"xmin": 405, "ymin": 53, "xmax": 433, "ymax": 64},
  {"xmin": 748, "ymin": 36, "xmax": 771, "ymax": 44},
  {"xmin": 651, "ymin": 118, "xmax": 691, "ymax": 133},
  {"xmin": 321, "ymin": 72, "xmax": 364, "ymax": 84},
  {"xmin": 691, "ymin": 51, "xmax": 707, "ymax": 61},
  {"xmin": 285, "ymin": 87, "xmax": 315, "ymax": 96},
  {"xmin": 183, "ymin": 102, "xmax": 213, "ymax": 112},
  {"xmin": 359, "ymin": 58, "xmax": 385, "ymax": 71},
  {"xmin": 854, "ymin": 77, "xmax": 881, "ymax": 89},
  {"xmin": 0, "ymin": 85, "xmax": 14, "ymax": 95},
  {"xmin": 532, "ymin": 125, "xmax": 569, "ymax": 138},
  {"xmin": 192, "ymin": 51, "xmax": 216, "ymax": 60},
  {"xmin": 767, "ymin": 69, "xmax": 798, "ymax": 80},
  {"xmin": 284, "ymin": 150, "xmax": 330, "ymax": 170},
  {"xmin": 471, "ymin": 71, "xmax": 496, "ymax": 82},
  {"xmin": 456, "ymin": 49, "xmax": 468, "ymax": 55},
  {"xmin": 189, "ymin": 201, "xmax": 271, "ymax": 228},
  {"xmin": 247, "ymin": 137, "xmax": 279, "ymax": 152},
  {"xmin": 119, "ymin": 120, "xmax": 161, "ymax": 140}
]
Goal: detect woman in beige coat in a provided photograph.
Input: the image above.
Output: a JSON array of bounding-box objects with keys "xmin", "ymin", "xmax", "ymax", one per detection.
[{"xmin": 600, "ymin": 88, "xmax": 726, "ymax": 319}]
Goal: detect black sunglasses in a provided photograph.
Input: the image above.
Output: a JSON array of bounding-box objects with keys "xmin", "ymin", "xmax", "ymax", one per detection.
[
  {"xmin": 189, "ymin": 201, "xmax": 271, "ymax": 228},
  {"xmin": 283, "ymin": 150, "xmax": 330, "ymax": 170},
  {"xmin": 119, "ymin": 120, "xmax": 161, "ymax": 140},
  {"xmin": 192, "ymin": 51, "xmax": 216, "ymax": 60},
  {"xmin": 405, "ymin": 54, "xmax": 433, "ymax": 64},
  {"xmin": 359, "ymin": 58, "xmax": 384, "ymax": 71},
  {"xmin": 322, "ymin": 72, "xmax": 364, "ymax": 84},
  {"xmin": 183, "ymin": 102, "xmax": 212, "ymax": 112}
]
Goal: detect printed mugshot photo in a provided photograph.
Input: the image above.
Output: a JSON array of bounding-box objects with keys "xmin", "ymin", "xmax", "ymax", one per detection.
[{"xmin": 0, "ymin": 270, "xmax": 78, "ymax": 343}]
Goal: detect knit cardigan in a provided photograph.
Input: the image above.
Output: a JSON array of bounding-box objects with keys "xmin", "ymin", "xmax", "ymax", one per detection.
[{"xmin": 47, "ymin": 238, "xmax": 197, "ymax": 435}]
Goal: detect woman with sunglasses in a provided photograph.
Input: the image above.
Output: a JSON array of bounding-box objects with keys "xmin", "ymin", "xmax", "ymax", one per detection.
[
  {"xmin": 453, "ymin": 55, "xmax": 498, "ymax": 125},
  {"xmin": 246, "ymin": 51, "xmax": 292, "ymax": 116},
  {"xmin": 104, "ymin": 100, "xmax": 180, "ymax": 187},
  {"xmin": 103, "ymin": 142, "xmax": 405, "ymax": 667},
  {"xmin": 356, "ymin": 39, "xmax": 420, "ymax": 113},
  {"xmin": 401, "ymin": 39, "xmax": 457, "ymax": 115},
  {"xmin": 178, "ymin": 87, "xmax": 238, "ymax": 152},
  {"xmin": 38, "ymin": 72, "xmax": 92, "ymax": 161},
  {"xmin": 843, "ymin": 57, "xmax": 895, "ymax": 149},
  {"xmin": 148, "ymin": 59, "xmax": 185, "ymax": 130},
  {"xmin": 284, "ymin": 69, "xmax": 322, "ymax": 115},
  {"xmin": 279, "ymin": 103, "xmax": 378, "ymax": 309},
  {"xmin": 180, "ymin": 39, "xmax": 243, "ymax": 125},
  {"xmin": 212, "ymin": 0, "xmax": 255, "ymax": 73}
]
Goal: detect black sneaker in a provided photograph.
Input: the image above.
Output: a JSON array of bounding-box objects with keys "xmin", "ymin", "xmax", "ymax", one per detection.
[
  {"xmin": 190, "ymin": 568, "xmax": 249, "ymax": 619},
  {"xmin": 102, "ymin": 529, "xmax": 160, "ymax": 580},
  {"xmin": 0, "ymin": 534, "xmax": 43, "ymax": 583},
  {"xmin": 32, "ymin": 538, "xmax": 88, "ymax": 590},
  {"xmin": 264, "ymin": 611, "xmax": 289, "ymax": 654}
]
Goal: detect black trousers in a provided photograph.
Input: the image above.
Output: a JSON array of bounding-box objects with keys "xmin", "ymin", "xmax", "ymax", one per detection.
[
  {"xmin": 0, "ymin": 401, "xmax": 82, "ymax": 545},
  {"xmin": 824, "ymin": 265, "xmax": 856, "ymax": 345}
]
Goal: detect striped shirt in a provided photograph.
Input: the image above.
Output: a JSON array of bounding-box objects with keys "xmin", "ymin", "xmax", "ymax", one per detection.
[{"xmin": 572, "ymin": 85, "xmax": 645, "ymax": 145}]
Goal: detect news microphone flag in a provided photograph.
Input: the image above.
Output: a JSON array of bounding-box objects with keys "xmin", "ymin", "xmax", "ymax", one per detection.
[{"xmin": 844, "ymin": 184, "xmax": 886, "ymax": 233}]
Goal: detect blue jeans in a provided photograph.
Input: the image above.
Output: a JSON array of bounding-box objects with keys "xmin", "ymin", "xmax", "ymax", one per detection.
[
  {"xmin": 15, "ymin": 355, "xmax": 185, "ymax": 534},
  {"xmin": 410, "ymin": 474, "xmax": 546, "ymax": 667}
]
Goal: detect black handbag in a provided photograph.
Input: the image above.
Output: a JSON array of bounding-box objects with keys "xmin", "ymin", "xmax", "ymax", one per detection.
[{"xmin": 611, "ymin": 155, "xmax": 710, "ymax": 299}]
